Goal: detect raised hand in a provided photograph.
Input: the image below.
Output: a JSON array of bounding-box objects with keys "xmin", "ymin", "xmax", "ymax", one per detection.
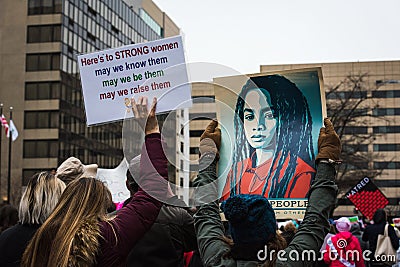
[
  {"xmin": 316, "ymin": 118, "xmax": 341, "ymax": 162},
  {"xmin": 199, "ymin": 120, "xmax": 221, "ymax": 158},
  {"xmin": 131, "ymin": 96, "xmax": 160, "ymax": 135}
]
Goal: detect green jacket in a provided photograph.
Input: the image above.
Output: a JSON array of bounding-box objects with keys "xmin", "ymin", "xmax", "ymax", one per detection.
[{"xmin": 193, "ymin": 153, "xmax": 338, "ymax": 267}]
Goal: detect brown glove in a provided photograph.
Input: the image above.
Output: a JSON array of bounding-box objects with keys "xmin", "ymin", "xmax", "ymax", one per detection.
[
  {"xmin": 316, "ymin": 118, "xmax": 342, "ymax": 162},
  {"xmin": 199, "ymin": 120, "xmax": 221, "ymax": 158}
]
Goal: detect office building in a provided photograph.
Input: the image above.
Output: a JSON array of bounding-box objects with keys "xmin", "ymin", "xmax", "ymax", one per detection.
[{"xmin": 0, "ymin": 0, "xmax": 189, "ymax": 204}]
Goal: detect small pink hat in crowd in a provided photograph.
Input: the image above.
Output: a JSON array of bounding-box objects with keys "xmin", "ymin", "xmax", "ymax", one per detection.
[{"xmin": 335, "ymin": 217, "xmax": 351, "ymax": 232}]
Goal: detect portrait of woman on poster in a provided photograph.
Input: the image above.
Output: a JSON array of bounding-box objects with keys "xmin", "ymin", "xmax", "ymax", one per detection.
[{"xmin": 222, "ymin": 75, "xmax": 316, "ymax": 199}]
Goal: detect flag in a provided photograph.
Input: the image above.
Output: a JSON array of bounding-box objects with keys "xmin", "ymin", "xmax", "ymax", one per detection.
[
  {"xmin": 7, "ymin": 119, "xmax": 18, "ymax": 141},
  {"xmin": 1, "ymin": 114, "xmax": 9, "ymax": 135}
]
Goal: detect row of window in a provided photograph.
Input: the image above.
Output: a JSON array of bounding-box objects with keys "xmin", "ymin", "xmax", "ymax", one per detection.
[
  {"xmin": 374, "ymin": 162, "xmax": 400, "ymax": 169},
  {"xmin": 373, "ymin": 144, "xmax": 400, "ymax": 151},
  {"xmin": 192, "ymin": 96, "xmax": 216, "ymax": 103},
  {"xmin": 26, "ymin": 53, "xmax": 60, "ymax": 71},
  {"xmin": 25, "ymin": 81, "xmax": 60, "ymax": 100},
  {"xmin": 373, "ymin": 126, "xmax": 400, "ymax": 133},
  {"xmin": 326, "ymin": 90, "xmax": 400, "ymax": 99},
  {"xmin": 373, "ymin": 108, "xmax": 400, "ymax": 116},
  {"xmin": 25, "ymin": 111, "xmax": 59, "ymax": 129},
  {"xmin": 28, "ymin": 0, "xmax": 62, "ymax": 15},
  {"xmin": 27, "ymin": 24, "xmax": 61, "ymax": 43}
]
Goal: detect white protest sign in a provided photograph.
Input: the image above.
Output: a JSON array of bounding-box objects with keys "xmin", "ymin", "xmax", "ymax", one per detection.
[{"xmin": 78, "ymin": 35, "xmax": 192, "ymax": 126}]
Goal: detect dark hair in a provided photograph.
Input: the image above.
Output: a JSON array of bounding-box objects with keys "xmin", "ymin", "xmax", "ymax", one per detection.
[
  {"xmin": 126, "ymin": 169, "xmax": 139, "ymax": 193},
  {"xmin": 230, "ymin": 75, "xmax": 315, "ymax": 198},
  {"xmin": 0, "ymin": 204, "xmax": 18, "ymax": 233},
  {"xmin": 373, "ymin": 209, "xmax": 387, "ymax": 224}
]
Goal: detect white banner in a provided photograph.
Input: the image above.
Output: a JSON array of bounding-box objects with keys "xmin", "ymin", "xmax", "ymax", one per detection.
[{"xmin": 78, "ymin": 35, "xmax": 192, "ymax": 125}]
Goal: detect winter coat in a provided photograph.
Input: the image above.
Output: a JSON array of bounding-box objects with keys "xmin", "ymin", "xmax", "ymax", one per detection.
[
  {"xmin": 362, "ymin": 222, "xmax": 399, "ymax": 262},
  {"xmin": 193, "ymin": 153, "xmax": 338, "ymax": 267},
  {"xmin": 0, "ymin": 224, "xmax": 41, "ymax": 266},
  {"xmin": 323, "ymin": 231, "xmax": 365, "ymax": 267},
  {"xmin": 350, "ymin": 223, "xmax": 369, "ymax": 252},
  {"xmin": 96, "ymin": 133, "xmax": 168, "ymax": 266},
  {"xmin": 126, "ymin": 202, "xmax": 197, "ymax": 267}
]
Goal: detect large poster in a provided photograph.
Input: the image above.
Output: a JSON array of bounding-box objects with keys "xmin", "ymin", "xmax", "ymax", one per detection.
[
  {"xmin": 214, "ymin": 68, "xmax": 325, "ymax": 219},
  {"xmin": 346, "ymin": 177, "xmax": 389, "ymax": 220},
  {"xmin": 78, "ymin": 35, "xmax": 192, "ymax": 126}
]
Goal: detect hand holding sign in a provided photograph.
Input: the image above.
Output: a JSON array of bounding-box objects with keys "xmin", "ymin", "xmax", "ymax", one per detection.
[{"xmin": 132, "ymin": 96, "xmax": 159, "ymax": 135}]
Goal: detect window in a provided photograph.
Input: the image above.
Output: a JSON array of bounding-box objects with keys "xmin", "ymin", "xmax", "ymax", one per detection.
[
  {"xmin": 27, "ymin": 25, "xmax": 61, "ymax": 43},
  {"xmin": 342, "ymin": 144, "xmax": 368, "ymax": 153},
  {"xmin": 24, "ymin": 140, "xmax": 58, "ymax": 158},
  {"xmin": 343, "ymin": 126, "xmax": 368, "ymax": 134},
  {"xmin": 28, "ymin": 0, "xmax": 63, "ymax": 15},
  {"xmin": 190, "ymin": 130, "xmax": 204, "ymax": 137},
  {"xmin": 25, "ymin": 81, "xmax": 60, "ymax": 100},
  {"xmin": 372, "ymin": 90, "xmax": 400, "ymax": 98},
  {"xmin": 24, "ymin": 111, "xmax": 59, "ymax": 129},
  {"xmin": 373, "ymin": 126, "xmax": 400, "ymax": 133},
  {"xmin": 372, "ymin": 108, "xmax": 400, "ymax": 116},
  {"xmin": 180, "ymin": 142, "xmax": 184, "ymax": 153},
  {"xmin": 189, "ymin": 113, "xmax": 217, "ymax": 120},
  {"xmin": 192, "ymin": 96, "xmax": 216, "ymax": 103},
  {"xmin": 374, "ymin": 162, "xmax": 400, "ymax": 169},
  {"xmin": 373, "ymin": 144, "xmax": 400, "ymax": 151},
  {"xmin": 190, "ymin": 147, "xmax": 199, "ymax": 154},
  {"xmin": 326, "ymin": 91, "xmax": 367, "ymax": 99},
  {"xmin": 26, "ymin": 53, "xmax": 60, "ymax": 71}
]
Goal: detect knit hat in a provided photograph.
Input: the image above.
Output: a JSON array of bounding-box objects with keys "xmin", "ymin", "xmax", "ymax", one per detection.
[
  {"xmin": 221, "ymin": 194, "xmax": 277, "ymax": 245},
  {"xmin": 335, "ymin": 217, "xmax": 351, "ymax": 232},
  {"xmin": 56, "ymin": 157, "xmax": 98, "ymax": 184}
]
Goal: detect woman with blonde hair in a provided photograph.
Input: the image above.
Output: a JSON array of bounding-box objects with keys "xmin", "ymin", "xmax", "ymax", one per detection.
[
  {"xmin": 21, "ymin": 97, "xmax": 169, "ymax": 266},
  {"xmin": 0, "ymin": 171, "xmax": 65, "ymax": 266}
]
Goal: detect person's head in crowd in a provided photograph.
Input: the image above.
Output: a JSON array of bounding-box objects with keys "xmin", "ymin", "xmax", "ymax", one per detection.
[
  {"xmin": 350, "ymin": 223, "xmax": 362, "ymax": 234},
  {"xmin": 284, "ymin": 221, "xmax": 297, "ymax": 233},
  {"xmin": 334, "ymin": 217, "xmax": 351, "ymax": 233},
  {"xmin": 50, "ymin": 168, "xmax": 56, "ymax": 175},
  {"xmin": 56, "ymin": 157, "xmax": 98, "ymax": 185},
  {"xmin": 19, "ymin": 171, "xmax": 66, "ymax": 225},
  {"xmin": 126, "ymin": 155, "xmax": 141, "ymax": 196},
  {"xmin": 221, "ymin": 194, "xmax": 286, "ymax": 265},
  {"xmin": 372, "ymin": 208, "xmax": 387, "ymax": 224},
  {"xmin": 0, "ymin": 204, "xmax": 18, "ymax": 233},
  {"xmin": 22, "ymin": 177, "xmax": 113, "ymax": 266}
]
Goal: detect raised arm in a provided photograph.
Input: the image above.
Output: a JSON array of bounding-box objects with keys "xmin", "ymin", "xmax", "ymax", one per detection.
[
  {"xmin": 100, "ymin": 97, "xmax": 168, "ymax": 263},
  {"xmin": 276, "ymin": 118, "xmax": 341, "ymax": 267},
  {"xmin": 192, "ymin": 121, "xmax": 236, "ymax": 266}
]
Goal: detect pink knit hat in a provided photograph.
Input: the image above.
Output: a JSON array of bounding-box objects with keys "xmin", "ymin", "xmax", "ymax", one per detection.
[{"xmin": 335, "ymin": 217, "xmax": 351, "ymax": 232}]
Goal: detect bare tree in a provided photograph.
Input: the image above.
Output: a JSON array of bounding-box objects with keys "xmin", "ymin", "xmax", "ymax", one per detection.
[{"xmin": 326, "ymin": 73, "xmax": 387, "ymax": 193}]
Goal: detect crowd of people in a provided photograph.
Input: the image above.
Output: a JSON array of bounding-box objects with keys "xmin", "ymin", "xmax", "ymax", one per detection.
[{"xmin": 0, "ymin": 96, "xmax": 398, "ymax": 266}]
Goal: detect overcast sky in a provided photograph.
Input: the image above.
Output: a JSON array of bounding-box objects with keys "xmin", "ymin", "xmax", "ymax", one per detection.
[{"xmin": 152, "ymin": 0, "xmax": 400, "ymax": 74}]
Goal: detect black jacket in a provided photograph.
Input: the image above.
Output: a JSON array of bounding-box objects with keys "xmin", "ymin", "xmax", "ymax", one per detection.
[
  {"xmin": 126, "ymin": 201, "xmax": 197, "ymax": 267},
  {"xmin": 0, "ymin": 223, "xmax": 41, "ymax": 267},
  {"xmin": 362, "ymin": 223, "xmax": 399, "ymax": 256}
]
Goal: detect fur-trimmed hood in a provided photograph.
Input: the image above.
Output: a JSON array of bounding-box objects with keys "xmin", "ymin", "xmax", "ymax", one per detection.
[{"xmin": 68, "ymin": 219, "xmax": 102, "ymax": 267}]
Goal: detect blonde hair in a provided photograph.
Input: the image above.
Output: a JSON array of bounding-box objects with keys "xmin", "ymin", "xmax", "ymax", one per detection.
[
  {"xmin": 19, "ymin": 172, "xmax": 65, "ymax": 224},
  {"xmin": 22, "ymin": 177, "xmax": 112, "ymax": 267}
]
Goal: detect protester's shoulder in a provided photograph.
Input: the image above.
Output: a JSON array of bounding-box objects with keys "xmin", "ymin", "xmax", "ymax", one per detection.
[{"xmin": 158, "ymin": 205, "xmax": 193, "ymax": 225}]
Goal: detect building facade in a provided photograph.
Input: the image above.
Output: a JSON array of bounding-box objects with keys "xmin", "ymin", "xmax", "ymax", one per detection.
[{"xmin": 0, "ymin": 0, "xmax": 189, "ymax": 204}]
